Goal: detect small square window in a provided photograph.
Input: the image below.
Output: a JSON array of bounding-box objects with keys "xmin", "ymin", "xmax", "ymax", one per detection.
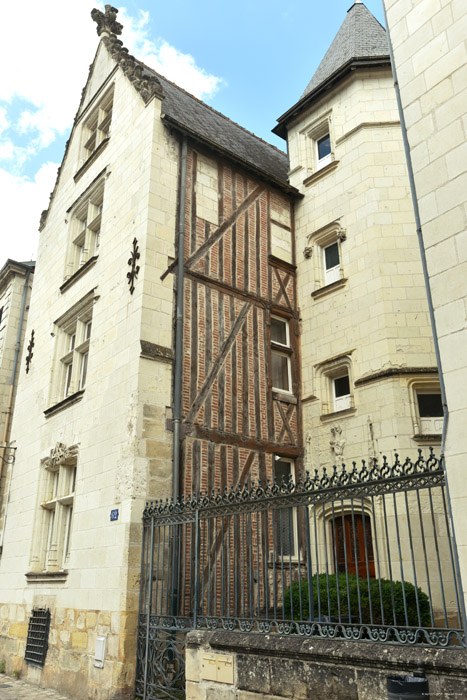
[
  {"xmin": 316, "ymin": 133, "xmax": 332, "ymax": 168},
  {"xmin": 323, "ymin": 242, "xmax": 341, "ymax": 285},
  {"xmin": 333, "ymin": 374, "xmax": 351, "ymax": 412},
  {"xmin": 416, "ymin": 391, "xmax": 443, "ymax": 435},
  {"xmin": 306, "ymin": 221, "xmax": 346, "ymax": 295}
]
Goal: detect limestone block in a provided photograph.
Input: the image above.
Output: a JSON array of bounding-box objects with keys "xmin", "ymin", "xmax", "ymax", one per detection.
[
  {"xmin": 71, "ymin": 631, "xmax": 88, "ymax": 650},
  {"xmin": 186, "ymin": 680, "xmax": 207, "ymax": 700}
]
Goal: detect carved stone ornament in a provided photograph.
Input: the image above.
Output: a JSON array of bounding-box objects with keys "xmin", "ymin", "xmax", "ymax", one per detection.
[
  {"xmin": 90, "ymin": 6, "xmax": 163, "ymax": 104},
  {"xmin": 42, "ymin": 442, "xmax": 79, "ymax": 469},
  {"xmin": 91, "ymin": 5, "xmax": 123, "ymax": 37},
  {"xmin": 25, "ymin": 329, "xmax": 35, "ymax": 374},
  {"xmin": 330, "ymin": 424, "xmax": 346, "ymax": 458},
  {"xmin": 127, "ymin": 238, "xmax": 140, "ymax": 295},
  {"xmin": 303, "ymin": 245, "xmax": 313, "ymax": 259},
  {"xmin": 104, "ymin": 35, "xmax": 164, "ymax": 103}
]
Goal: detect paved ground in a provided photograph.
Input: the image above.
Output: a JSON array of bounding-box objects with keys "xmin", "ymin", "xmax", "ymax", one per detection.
[{"xmin": 0, "ymin": 678, "xmax": 73, "ymax": 699}]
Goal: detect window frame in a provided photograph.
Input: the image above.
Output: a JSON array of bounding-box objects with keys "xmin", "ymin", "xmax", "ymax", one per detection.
[
  {"xmin": 272, "ymin": 456, "xmax": 298, "ymax": 560},
  {"xmin": 315, "ymin": 352, "xmax": 355, "ymax": 417},
  {"xmin": 409, "ymin": 379, "xmax": 443, "ymax": 439},
  {"xmin": 48, "ymin": 290, "xmax": 95, "ymax": 410},
  {"xmin": 302, "ymin": 111, "xmax": 334, "ymax": 174},
  {"xmin": 81, "ymin": 87, "xmax": 113, "ymax": 164},
  {"xmin": 305, "ymin": 221, "xmax": 347, "ymax": 294},
  {"xmin": 332, "ymin": 372, "xmax": 351, "ymax": 412},
  {"xmin": 66, "ymin": 181, "xmax": 105, "ymax": 281},
  {"xmin": 270, "ymin": 315, "xmax": 293, "ymax": 394},
  {"xmin": 29, "ymin": 443, "xmax": 78, "ymax": 575}
]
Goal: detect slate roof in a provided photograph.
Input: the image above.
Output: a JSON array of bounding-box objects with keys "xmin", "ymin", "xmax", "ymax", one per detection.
[
  {"xmin": 137, "ymin": 61, "xmax": 291, "ymax": 187},
  {"xmin": 302, "ymin": 2, "xmax": 389, "ymax": 98}
]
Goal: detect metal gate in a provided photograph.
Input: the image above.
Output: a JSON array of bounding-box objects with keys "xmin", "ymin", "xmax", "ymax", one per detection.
[
  {"xmin": 135, "ymin": 450, "xmax": 467, "ymax": 699},
  {"xmin": 135, "ymin": 507, "xmax": 198, "ymax": 699}
]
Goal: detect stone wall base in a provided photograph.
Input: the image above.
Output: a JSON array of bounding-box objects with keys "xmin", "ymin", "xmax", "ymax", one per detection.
[
  {"xmin": 0, "ymin": 604, "xmax": 136, "ymax": 700},
  {"xmin": 186, "ymin": 630, "xmax": 467, "ymax": 699}
]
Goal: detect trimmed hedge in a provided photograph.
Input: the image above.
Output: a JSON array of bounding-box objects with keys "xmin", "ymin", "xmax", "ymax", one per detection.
[{"xmin": 283, "ymin": 573, "xmax": 431, "ymax": 626}]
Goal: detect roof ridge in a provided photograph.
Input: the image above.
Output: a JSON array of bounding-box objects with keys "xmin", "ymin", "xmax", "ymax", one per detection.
[{"xmin": 136, "ymin": 58, "xmax": 287, "ymax": 158}]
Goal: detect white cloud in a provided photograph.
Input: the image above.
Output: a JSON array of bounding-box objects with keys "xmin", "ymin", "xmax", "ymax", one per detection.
[
  {"xmin": 0, "ymin": 2, "xmax": 223, "ymax": 265},
  {"xmin": 119, "ymin": 9, "xmax": 224, "ymax": 99},
  {"xmin": 0, "ymin": 2, "xmax": 222, "ymax": 166},
  {"xmin": 0, "ymin": 108, "xmax": 9, "ymax": 136},
  {"xmin": 0, "ymin": 162, "xmax": 59, "ymax": 265},
  {"xmin": 0, "ymin": 141, "xmax": 14, "ymax": 160}
]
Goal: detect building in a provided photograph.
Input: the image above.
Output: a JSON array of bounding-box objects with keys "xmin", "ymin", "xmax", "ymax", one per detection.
[
  {"xmin": 383, "ymin": 0, "xmax": 467, "ymax": 614},
  {"xmin": 273, "ymin": 1, "xmax": 439, "ymax": 473},
  {"xmin": 0, "ymin": 2, "xmax": 461, "ymax": 699},
  {"xmin": 0, "ymin": 259, "xmax": 34, "ymax": 543}
]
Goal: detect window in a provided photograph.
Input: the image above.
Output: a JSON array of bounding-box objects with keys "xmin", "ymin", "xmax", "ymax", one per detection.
[
  {"xmin": 416, "ymin": 390, "xmax": 443, "ymax": 435},
  {"xmin": 315, "ymin": 352, "xmax": 354, "ymax": 416},
  {"xmin": 82, "ymin": 88, "xmax": 113, "ymax": 162},
  {"xmin": 67, "ymin": 182, "xmax": 104, "ymax": 279},
  {"xmin": 29, "ymin": 442, "xmax": 78, "ymax": 574},
  {"xmin": 42, "ymin": 462, "xmax": 76, "ymax": 569},
  {"xmin": 302, "ymin": 112, "xmax": 334, "ymax": 174},
  {"xmin": 273, "ymin": 457, "xmax": 296, "ymax": 557},
  {"xmin": 25, "ymin": 609, "xmax": 51, "ymax": 667},
  {"xmin": 271, "ymin": 316, "xmax": 292, "ymax": 392},
  {"xmin": 59, "ymin": 316, "xmax": 92, "ymax": 399},
  {"xmin": 316, "ymin": 132, "xmax": 332, "ymax": 169},
  {"xmin": 333, "ymin": 373, "xmax": 351, "ymax": 412},
  {"xmin": 323, "ymin": 241, "xmax": 340, "ymax": 285},
  {"xmin": 49, "ymin": 290, "xmax": 95, "ymax": 408},
  {"xmin": 305, "ymin": 221, "xmax": 346, "ymax": 295}
]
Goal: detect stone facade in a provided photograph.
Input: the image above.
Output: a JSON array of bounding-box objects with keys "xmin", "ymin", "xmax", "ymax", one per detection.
[
  {"xmin": 383, "ymin": 0, "xmax": 467, "ymax": 609},
  {"xmin": 0, "ymin": 2, "xmax": 464, "ymax": 698},
  {"xmin": 0, "ymin": 259, "xmax": 34, "ymax": 541},
  {"xmin": 0, "ymin": 40, "xmax": 177, "ymax": 699},
  {"xmin": 280, "ymin": 47, "xmax": 438, "ymax": 470}
]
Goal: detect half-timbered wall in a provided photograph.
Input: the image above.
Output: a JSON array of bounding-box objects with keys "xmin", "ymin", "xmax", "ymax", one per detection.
[{"xmin": 180, "ymin": 145, "xmax": 301, "ymax": 496}]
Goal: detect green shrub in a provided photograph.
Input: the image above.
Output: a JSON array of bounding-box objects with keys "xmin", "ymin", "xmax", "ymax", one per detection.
[{"xmin": 284, "ymin": 573, "xmax": 431, "ymax": 627}]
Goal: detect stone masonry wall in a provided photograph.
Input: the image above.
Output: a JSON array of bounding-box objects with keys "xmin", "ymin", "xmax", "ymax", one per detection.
[
  {"xmin": 186, "ymin": 629, "xmax": 467, "ymax": 700},
  {"xmin": 289, "ymin": 67, "xmax": 437, "ymax": 469},
  {"xmin": 383, "ymin": 0, "xmax": 467, "ymax": 612},
  {"xmin": 0, "ymin": 603, "xmax": 136, "ymax": 699}
]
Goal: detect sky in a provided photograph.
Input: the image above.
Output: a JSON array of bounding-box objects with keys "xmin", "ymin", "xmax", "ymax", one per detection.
[{"xmin": 0, "ymin": 0, "xmax": 385, "ymax": 266}]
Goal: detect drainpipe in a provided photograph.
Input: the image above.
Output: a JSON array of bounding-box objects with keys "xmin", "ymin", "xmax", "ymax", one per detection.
[
  {"xmin": 172, "ymin": 134, "xmax": 188, "ymax": 501},
  {"xmin": 382, "ymin": 2, "xmax": 467, "ymax": 630},
  {"xmin": 0, "ymin": 267, "xmax": 31, "ymax": 548}
]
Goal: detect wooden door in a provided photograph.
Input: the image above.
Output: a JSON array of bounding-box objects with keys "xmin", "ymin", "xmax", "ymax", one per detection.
[{"xmin": 334, "ymin": 514, "xmax": 375, "ymax": 578}]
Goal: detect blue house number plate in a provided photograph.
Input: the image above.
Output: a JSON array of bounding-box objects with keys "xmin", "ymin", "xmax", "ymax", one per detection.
[{"xmin": 110, "ymin": 509, "xmax": 119, "ymax": 521}]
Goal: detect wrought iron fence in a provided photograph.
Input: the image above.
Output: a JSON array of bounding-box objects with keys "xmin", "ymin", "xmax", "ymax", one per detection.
[{"xmin": 136, "ymin": 449, "xmax": 467, "ymax": 699}]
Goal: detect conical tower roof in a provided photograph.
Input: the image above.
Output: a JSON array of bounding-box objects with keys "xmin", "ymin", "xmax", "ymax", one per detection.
[
  {"xmin": 273, "ymin": 2, "xmax": 390, "ymax": 138},
  {"xmin": 302, "ymin": 2, "xmax": 388, "ymax": 97}
]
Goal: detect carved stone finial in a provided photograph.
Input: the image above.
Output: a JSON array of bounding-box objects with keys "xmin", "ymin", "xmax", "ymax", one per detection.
[{"xmin": 91, "ymin": 5, "xmax": 123, "ymax": 37}]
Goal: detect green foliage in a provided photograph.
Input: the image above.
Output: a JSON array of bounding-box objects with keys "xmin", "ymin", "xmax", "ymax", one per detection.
[
  {"xmin": 0, "ymin": 658, "xmax": 5, "ymax": 674},
  {"xmin": 284, "ymin": 573, "xmax": 431, "ymax": 627},
  {"xmin": 13, "ymin": 669, "xmax": 20, "ymax": 679}
]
